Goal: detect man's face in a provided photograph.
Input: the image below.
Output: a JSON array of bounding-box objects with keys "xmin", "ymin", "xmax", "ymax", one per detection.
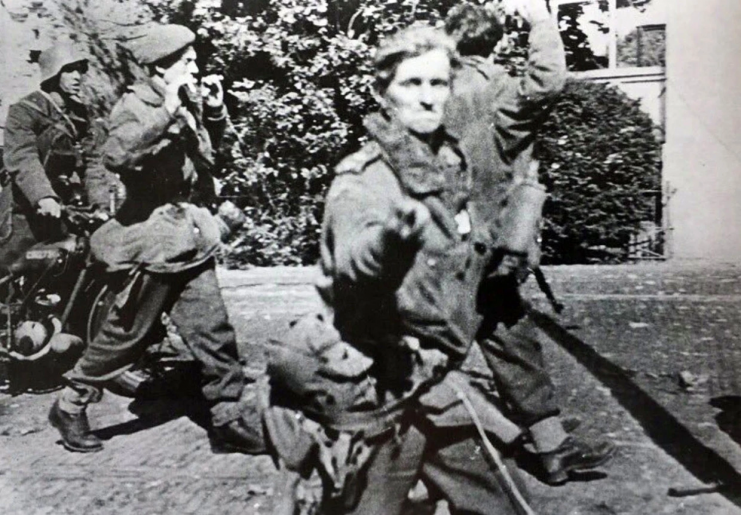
[
  {"xmin": 160, "ymin": 46, "xmax": 199, "ymax": 87},
  {"xmin": 58, "ymin": 61, "xmax": 87, "ymax": 98},
  {"xmin": 382, "ymin": 49, "xmax": 452, "ymax": 137}
]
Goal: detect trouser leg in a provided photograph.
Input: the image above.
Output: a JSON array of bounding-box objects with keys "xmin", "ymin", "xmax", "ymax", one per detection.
[
  {"xmin": 478, "ymin": 314, "xmax": 560, "ymax": 425},
  {"xmin": 61, "ymin": 270, "xmax": 172, "ymax": 412},
  {"xmin": 319, "ymin": 419, "xmax": 527, "ymax": 515},
  {"xmin": 420, "ymin": 425, "xmax": 525, "ymax": 515},
  {"xmin": 0, "ymin": 214, "xmax": 36, "ymax": 272},
  {"xmin": 478, "ymin": 276, "xmax": 560, "ymax": 427},
  {"xmin": 168, "ymin": 263, "xmax": 246, "ymax": 426},
  {"xmin": 321, "ymin": 422, "xmax": 426, "ymax": 515}
]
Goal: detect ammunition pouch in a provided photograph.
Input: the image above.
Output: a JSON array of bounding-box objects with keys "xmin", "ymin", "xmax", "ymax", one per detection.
[{"xmin": 265, "ymin": 312, "xmax": 382, "ymax": 429}]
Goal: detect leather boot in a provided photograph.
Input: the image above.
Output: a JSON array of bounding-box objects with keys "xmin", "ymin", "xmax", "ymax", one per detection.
[
  {"xmin": 210, "ymin": 416, "xmax": 266, "ymax": 455},
  {"xmin": 49, "ymin": 400, "xmax": 103, "ymax": 453},
  {"xmin": 540, "ymin": 436, "xmax": 614, "ymax": 485}
]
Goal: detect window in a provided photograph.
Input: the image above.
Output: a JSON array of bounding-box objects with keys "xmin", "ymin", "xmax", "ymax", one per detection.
[{"xmin": 552, "ymin": 0, "xmax": 666, "ymax": 72}]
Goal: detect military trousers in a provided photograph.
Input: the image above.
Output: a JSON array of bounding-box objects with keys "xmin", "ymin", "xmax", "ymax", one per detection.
[
  {"xmin": 477, "ymin": 275, "xmax": 560, "ymax": 427},
  {"xmin": 321, "ymin": 414, "xmax": 525, "ymax": 515},
  {"xmin": 63, "ymin": 260, "xmax": 246, "ymax": 426}
]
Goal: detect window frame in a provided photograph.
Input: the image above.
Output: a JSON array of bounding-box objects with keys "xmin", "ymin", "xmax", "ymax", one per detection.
[{"xmin": 551, "ymin": 0, "xmax": 666, "ymax": 74}]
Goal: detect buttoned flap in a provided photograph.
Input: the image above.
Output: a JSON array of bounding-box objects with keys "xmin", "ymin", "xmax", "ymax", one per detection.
[
  {"xmin": 266, "ymin": 312, "xmax": 379, "ymax": 416},
  {"xmin": 319, "ymin": 340, "xmax": 374, "ymax": 380},
  {"xmin": 395, "ymin": 241, "xmax": 480, "ymax": 356}
]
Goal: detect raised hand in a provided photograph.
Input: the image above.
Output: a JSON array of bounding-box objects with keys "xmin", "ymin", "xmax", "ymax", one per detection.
[{"xmin": 201, "ymin": 74, "xmax": 224, "ymax": 109}]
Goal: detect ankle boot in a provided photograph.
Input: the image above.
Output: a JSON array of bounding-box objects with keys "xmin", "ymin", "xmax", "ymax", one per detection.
[
  {"xmin": 540, "ymin": 436, "xmax": 614, "ymax": 485},
  {"xmin": 49, "ymin": 400, "xmax": 103, "ymax": 453}
]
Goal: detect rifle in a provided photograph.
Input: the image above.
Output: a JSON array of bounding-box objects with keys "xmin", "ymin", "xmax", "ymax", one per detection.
[{"xmin": 533, "ymin": 266, "xmax": 564, "ymax": 314}]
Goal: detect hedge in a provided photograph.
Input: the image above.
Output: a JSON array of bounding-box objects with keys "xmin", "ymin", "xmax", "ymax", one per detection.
[{"xmin": 45, "ymin": 0, "xmax": 662, "ymax": 266}]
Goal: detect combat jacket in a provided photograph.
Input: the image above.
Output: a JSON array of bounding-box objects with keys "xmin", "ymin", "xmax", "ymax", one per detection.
[
  {"xmin": 263, "ymin": 115, "xmax": 519, "ymax": 480},
  {"xmin": 91, "ymin": 78, "xmax": 229, "ymax": 273},
  {"xmin": 0, "ymin": 90, "xmax": 95, "ymax": 268},
  {"xmin": 445, "ymin": 17, "xmax": 566, "ymax": 228},
  {"xmin": 317, "ymin": 113, "xmax": 494, "ymax": 388},
  {"xmin": 1, "ymin": 90, "xmax": 90, "ymax": 215}
]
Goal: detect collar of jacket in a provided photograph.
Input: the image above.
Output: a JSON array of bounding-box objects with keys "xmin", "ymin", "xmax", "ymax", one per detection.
[
  {"xmin": 131, "ymin": 78, "xmax": 206, "ymax": 128},
  {"xmin": 128, "ymin": 78, "xmax": 167, "ymax": 107},
  {"xmin": 46, "ymin": 90, "xmax": 67, "ymax": 109},
  {"xmin": 363, "ymin": 112, "xmax": 463, "ymax": 198}
]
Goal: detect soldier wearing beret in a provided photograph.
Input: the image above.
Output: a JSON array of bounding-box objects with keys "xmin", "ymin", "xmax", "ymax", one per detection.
[
  {"xmin": 1, "ymin": 43, "xmax": 94, "ymax": 272},
  {"xmin": 49, "ymin": 24, "xmax": 265, "ymax": 455},
  {"xmin": 444, "ymin": 0, "xmax": 613, "ymax": 485}
]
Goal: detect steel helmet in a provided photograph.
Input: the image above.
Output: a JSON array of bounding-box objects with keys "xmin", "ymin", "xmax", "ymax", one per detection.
[{"xmin": 38, "ymin": 43, "xmax": 87, "ymax": 85}]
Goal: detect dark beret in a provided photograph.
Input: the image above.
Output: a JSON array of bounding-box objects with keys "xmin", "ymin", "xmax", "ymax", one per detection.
[{"xmin": 128, "ymin": 24, "xmax": 196, "ymax": 65}]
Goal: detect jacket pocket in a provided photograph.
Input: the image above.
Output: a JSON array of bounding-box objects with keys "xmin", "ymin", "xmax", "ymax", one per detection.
[{"xmin": 396, "ymin": 243, "xmax": 480, "ymax": 357}]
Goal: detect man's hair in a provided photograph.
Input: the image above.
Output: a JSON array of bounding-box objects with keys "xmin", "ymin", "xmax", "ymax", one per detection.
[
  {"xmin": 444, "ymin": 3, "xmax": 504, "ymax": 58},
  {"xmin": 373, "ymin": 25, "xmax": 460, "ymax": 94}
]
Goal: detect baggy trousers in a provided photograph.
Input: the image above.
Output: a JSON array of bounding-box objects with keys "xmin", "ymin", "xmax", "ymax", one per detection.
[
  {"xmin": 63, "ymin": 259, "xmax": 245, "ymax": 426},
  {"xmin": 321, "ymin": 417, "xmax": 525, "ymax": 515},
  {"xmin": 477, "ymin": 275, "xmax": 560, "ymax": 427}
]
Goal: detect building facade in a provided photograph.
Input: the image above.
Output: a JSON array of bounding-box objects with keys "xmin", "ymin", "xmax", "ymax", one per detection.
[
  {"xmin": 663, "ymin": 0, "xmax": 741, "ymax": 260},
  {"xmin": 553, "ymin": 0, "xmax": 741, "ymax": 261}
]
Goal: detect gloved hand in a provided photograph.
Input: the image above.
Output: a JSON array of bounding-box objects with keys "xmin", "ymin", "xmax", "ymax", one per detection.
[{"xmin": 385, "ymin": 197, "xmax": 430, "ymax": 246}]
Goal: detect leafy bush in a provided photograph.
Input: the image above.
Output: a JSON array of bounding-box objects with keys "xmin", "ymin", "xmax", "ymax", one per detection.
[
  {"xmin": 145, "ymin": 0, "xmax": 459, "ymax": 266},
  {"xmin": 537, "ymin": 79, "xmax": 662, "ymax": 263},
  {"xmin": 47, "ymin": 0, "xmax": 662, "ymax": 266}
]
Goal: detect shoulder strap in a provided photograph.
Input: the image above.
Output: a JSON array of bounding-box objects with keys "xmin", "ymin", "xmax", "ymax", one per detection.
[{"xmin": 36, "ymin": 91, "xmax": 79, "ymax": 139}]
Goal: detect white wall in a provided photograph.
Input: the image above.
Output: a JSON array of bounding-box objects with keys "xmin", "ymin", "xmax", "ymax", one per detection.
[
  {"xmin": 664, "ymin": 0, "xmax": 741, "ymax": 260},
  {"xmin": 579, "ymin": 67, "xmax": 666, "ymax": 129}
]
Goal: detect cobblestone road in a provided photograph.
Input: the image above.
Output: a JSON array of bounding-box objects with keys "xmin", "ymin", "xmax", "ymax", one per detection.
[{"xmin": 1, "ymin": 264, "xmax": 740, "ymax": 514}]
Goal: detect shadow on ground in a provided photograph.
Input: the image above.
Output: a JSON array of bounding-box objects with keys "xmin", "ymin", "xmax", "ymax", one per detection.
[
  {"xmin": 712, "ymin": 396, "xmax": 741, "ymax": 448},
  {"xmin": 532, "ymin": 310, "xmax": 741, "ymax": 508},
  {"xmin": 94, "ymin": 364, "xmax": 210, "ymax": 441}
]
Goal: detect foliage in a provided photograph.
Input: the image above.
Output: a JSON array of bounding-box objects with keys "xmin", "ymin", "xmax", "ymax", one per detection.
[
  {"xmin": 555, "ymin": 0, "xmax": 609, "ymax": 71},
  {"xmin": 46, "ymin": 0, "xmax": 662, "ymax": 266},
  {"xmin": 537, "ymin": 78, "xmax": 662, "ymax": 263},
  {"xmin": 617, "ymin": 27, "xmax": 665, "ymax": 68}
]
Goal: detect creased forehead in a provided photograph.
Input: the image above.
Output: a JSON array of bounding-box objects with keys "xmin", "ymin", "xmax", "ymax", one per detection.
[{"xmin": 373, "ymin": 26, "xmax": 460, "ymax": 92}]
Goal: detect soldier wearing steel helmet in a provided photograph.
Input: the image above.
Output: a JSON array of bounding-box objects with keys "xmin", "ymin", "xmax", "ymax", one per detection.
[
  {"xmin": 49, "ymin": 24, "xmax": 265, "ymax": 455},
  {"xmin": 0, "ymin": 42, "xmax": 93, "ymax": 271}
]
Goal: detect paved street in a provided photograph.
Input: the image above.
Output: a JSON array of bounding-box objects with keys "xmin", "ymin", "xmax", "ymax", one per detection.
[{"xmin": 1, "ymin": 263, "xmax": 741, "ymax": 514}]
